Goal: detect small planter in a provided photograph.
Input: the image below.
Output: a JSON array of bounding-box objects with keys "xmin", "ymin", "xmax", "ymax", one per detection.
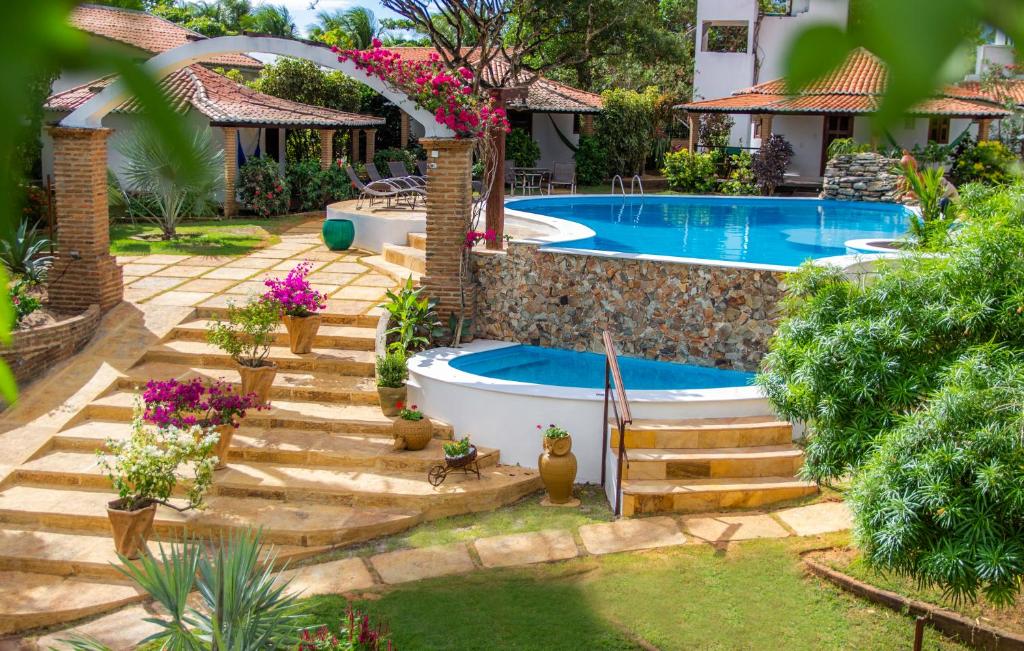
[
  {"xmin": 377, "ymin": 386, "xmax": 407, "ymax": 417},
  {"xmin": 238, "ymin": 361, "xmax": 277, "ymax": 405},
  {"xmin": 538, "ymin": 435, "xmax": 577, "ymax": 504},
  {"xmin": 283, "ymin": 314, "xmax": 321, "ymax": 354},
  {"xmin": 212, "ymin": 423, "xmax": 235, "ymax": 470},
  {"xmin": 393, "ymin": 417, "xmax": 432, "ymax": 451},
  {"xmin": 446, "ymin": 445, "xmax": 478, "ymax": 468},
  {"xmin": 106, "ymin": 498, "xmax": 157, "ymax": 560},
  {"xmin": 322, "ymin": 218, "xmax": 355, "ymax": 251}
]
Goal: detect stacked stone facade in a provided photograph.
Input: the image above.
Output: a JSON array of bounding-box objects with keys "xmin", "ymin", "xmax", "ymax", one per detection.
[
  {"xmin": 47, "ymin": 127, "xmax": 123, "ymax": 313},
  {"xmin": 821, "ymin": 153, "xmax": 901, "ymax": 202},
  {"xmin": 0, "ymin": 305, "xmax": 101, "ymax": 385},
  {"xmin": 473, "ymin": 244, "xmax": 785, "ymax": 372}
]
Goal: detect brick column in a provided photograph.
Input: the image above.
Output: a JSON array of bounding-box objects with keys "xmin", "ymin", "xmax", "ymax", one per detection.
[
  {"xmin": 400, "ymin": 112, "xmax": 410, "ymax": 147},
  {"xmin": 364, "ymin": 128, "xmax": 377, "ymax": 163},
  {"xmin": 978, "ymin": 119, "xmax": 991, "ymax": 141},
  {"xmin": 319, "ymin": 129, "xmax": 335, "ymax": 169},
  {"xmin": 581, "ymin": 114, "xmax": 595, "ymax": 137},
  {"xmin": 351, "ymin": 129, "xmax": 361, "ymax": 163},
  {"xmin": 687, "ymin": 114, "xmax": 698, "ymax": 151},
  {"xmin": 223, "ymin": 127, "xmax": 238, "ymax": 217},
  {"xmin": 420, "ymin": 137, "xmax": 475, "ymax": 320},
  {"xmin": 47, "ymin": 127, "xmax": 123, "ymax": 313},
  {"xmin": 761, "ymin": 114, "xmax": 773, "ymax": 139}
]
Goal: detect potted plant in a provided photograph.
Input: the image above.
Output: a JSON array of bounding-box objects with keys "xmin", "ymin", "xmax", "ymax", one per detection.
[
  {"xmin": 97, "ymin": 410, "xmax": 218, "ymax": 559},
  {"xmin": 376, "ymin": 350, "xmax": 408, "ymax": 417},
  {"xmin": 142, "ymin": 378, "xmax": 265, "ymax": 470},
  {"xmin": 537, "ymin": 424, "xmax": 577, "ymax": 504},
  {"xmin": 392, "ymin": 401, "xmax": 432, "ymax": 451},
  {"xmin": 443, "ymin": 436, "xmax": 477, "ymax": 466},
  {"xmin": 264, "ymin": 261, "xmax": 326, "ymax": 355},
  {"xmin": 207, "ymin": 297, "xmax": 279, "ymax": 405}
]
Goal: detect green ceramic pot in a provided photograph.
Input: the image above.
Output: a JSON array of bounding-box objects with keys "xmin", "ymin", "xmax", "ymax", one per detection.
[{"xmin": 322, "ymin": 219, "xmax": 355, "ymax": 251}]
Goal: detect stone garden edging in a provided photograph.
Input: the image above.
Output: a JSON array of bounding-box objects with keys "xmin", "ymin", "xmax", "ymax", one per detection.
[{"xmin": 0, "ymin": 304, "xmax": 102, "ymax": 386}]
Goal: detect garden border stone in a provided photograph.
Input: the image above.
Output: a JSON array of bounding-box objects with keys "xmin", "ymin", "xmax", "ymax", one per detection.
[{"xmin": 0, "ymin": 304, "xmax": 102, "ymax": 386}]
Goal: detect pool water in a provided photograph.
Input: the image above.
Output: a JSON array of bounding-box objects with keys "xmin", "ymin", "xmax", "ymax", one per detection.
[
  {"xmin": 509, "ymin": 196, "xmax": 910, "ymax": 267},
  {"xmin": 449, "ymin": 344, "xmax": 754, "ymax": 390}
]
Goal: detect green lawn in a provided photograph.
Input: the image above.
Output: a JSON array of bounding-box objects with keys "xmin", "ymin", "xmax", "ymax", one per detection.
[
  {"xmin": 109, "ymin": 215, "xmax": 315, "ymax": 256},
  {"xmin": 299, "ymin": 534, "xmax": 968, "ymax": 650}
]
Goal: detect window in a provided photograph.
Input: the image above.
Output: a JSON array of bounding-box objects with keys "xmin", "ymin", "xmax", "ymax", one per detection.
[
  {"xmin": 702, "ymin": 21, "xmax": 749, "ymax": 53},
  {"xmin": 928, "ymin": 117, "xmax": 950, "ymax": 144}
]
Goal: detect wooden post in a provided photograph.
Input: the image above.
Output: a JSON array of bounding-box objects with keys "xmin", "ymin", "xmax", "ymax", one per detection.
[
  {"xmin": 687, "ymin": 113, "xmax": 698, "ymax": 151},
  {"xmin": 318, "ymin": 129, "xmax": 335, "ymax": 170},
  {"xmin": 351, "ymin": 129, "xmax": 361, "ymax": 163},
  {"xmin": 364, "ymin": 128, "xmax": 377, "ymax": 163},
  {"xmin": 978, "ymin": 119, "xmax": 991, "ymax": 141},
  {"xmin": 223, "ymin": 126, "xmax": 238, "ymax": 217},
  {"xmin": 762, "ymin": 114, "xmax": 773, "ymax": 139},
  {"xmin": 486, "ymin": 88, "xmax": 518, "ymax": 251},
  {"xmin": 400, "ymin": 111, "xmax": 410, "ymax": 147}
]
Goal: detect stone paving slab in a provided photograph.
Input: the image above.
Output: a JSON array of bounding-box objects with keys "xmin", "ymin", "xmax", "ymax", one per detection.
[
  {"xmin": 682, "ymin": 514, "xmax": 790, "ymax": 543},
  {"xmin": 474, "ymin": 529, "xmax": 579, "ymax": 569},
  {"xmin": 578, "ymin": 516, "xmax": 686, "ymax": 555},
  {"xmin": 371, "ymin": 543, "xmax": 476, "ymax": 584},
  {"xmin": 34, "ymin": 604, "xmax": 163, "ymax": 650},
  {"xmin": 775, "ymin": 501, "xmax": 852, "ymax": 536},
  {"xmin": 279, "ymin": 558, "xmax": 376, "ymax": 596}
]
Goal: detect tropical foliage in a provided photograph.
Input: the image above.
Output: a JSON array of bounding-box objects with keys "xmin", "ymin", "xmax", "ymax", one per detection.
[
  {"xmin": 309, "ymin": 7, "xmax": 383, "ymax": 50},
  {"xmin": 149, "ymin": 0, "xmax": 296, "ymax": 38},
  {"xmin": 662, "ymin": 149, "xmax": 717, "ymax": 194},
  {"xmin": 9, "ymin": 279, "xmax": 40, "ymax": 327},
  {"xmin": 751, "ymin": 134, "xmax": 794, "ymax": 196},
  {"xmin": 505, "ymin": 128, "xmax": 541, "ymax": 168},
  {"xmin": 0, "ymin": 218, "xmax": 52, "ymax": 283},
  {"xmin": 757, "ymin": 183, "xmax": 1024, "ymax": 604},
  {"xmin": 574, "ymin": 136, "xmax": 608, "ymax": 186},
  {"xmin": 381, "ymin": 278, "xmax": 441, "ymax": 355},
  {"xmin": 950, "ymin": 138, "xmax": 1019, "ymax": 187},
  {"xmin": 595, "ymin": 88, "xmax": 658, "ymax": 177},
  {"xmin": 239, "ymin": 157, "xmax": 290, "ymax": 217},
  {"xmin": 719, "ymin": 152, "xmax": 758, "ymax": 196},
  {"xmin": 899, "ymin": 163, "xmax": 955, "ymax": 248}
]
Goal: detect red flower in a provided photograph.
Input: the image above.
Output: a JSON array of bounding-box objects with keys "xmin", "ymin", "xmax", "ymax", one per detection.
[{"xmin": 395, "ymin": 401, "xmax": 404, "ymax": 410}]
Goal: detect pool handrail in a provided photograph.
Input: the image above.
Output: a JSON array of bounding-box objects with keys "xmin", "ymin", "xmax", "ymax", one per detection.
[
  {"xmin": 601, "ymin": 330, "xmax": 633, "ymax": 517},
  {"xmin": 610, "ymin": 175, "xmax": 625, "ymax": 195},
  {"xmin": 630, "ymin": 175, "xmax": 644, "ymax": 195}
]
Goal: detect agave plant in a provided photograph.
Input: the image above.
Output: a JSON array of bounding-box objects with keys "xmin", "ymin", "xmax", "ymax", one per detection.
[
  {"xmin": 62, "ymin": 529, "xmax": 304, "ymax": 650},
  {"xmin": 0, "ymin": 218, "xmax": 53, "ymax": 283}
]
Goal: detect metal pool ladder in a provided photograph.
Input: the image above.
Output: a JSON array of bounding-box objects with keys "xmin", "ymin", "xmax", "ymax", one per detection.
[
  {"xmin": 600, "ymin": 330, "xmax": 633, "ymax": 517},
  {"xmin": 610, "ymin": 175, "xmax": 645, "ymax": 195}
]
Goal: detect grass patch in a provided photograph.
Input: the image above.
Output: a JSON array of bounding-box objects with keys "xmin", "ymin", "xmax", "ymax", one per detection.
[
  {"xmin": 299, "ymin": 536, "xmax": 968, "ymax": 650},
  {"xmin": 109, "ymin": 214, "xmax": 314, "ymax": 256}
]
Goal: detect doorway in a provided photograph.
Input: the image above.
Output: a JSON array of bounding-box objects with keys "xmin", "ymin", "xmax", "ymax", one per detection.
[{"xmin": 820, "ymin": 114, "xmax": 854, "ymax": 175}]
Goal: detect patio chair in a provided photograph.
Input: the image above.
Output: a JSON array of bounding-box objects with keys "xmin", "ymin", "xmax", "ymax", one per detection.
[
  {"xmin": 366, "ymin": 163, "xmax": 419, "ymax": 190},
  {"xmin": 388, "ymin": 160, "xmax": 425, "ymax": 187},
  {"xmin": 345, "ymin": 165, "xmax": 423, "ymax": 209},
  {"xmin": 547, "ymin": 162, "xmax": 577, "ymax": 194},
  {"xmin": 504, "ymin": 160, "xmax": 516, "ymax": 195},
  {"xmin": 417, "ymin": 160, "xmax": 429, "ymax": 176}
]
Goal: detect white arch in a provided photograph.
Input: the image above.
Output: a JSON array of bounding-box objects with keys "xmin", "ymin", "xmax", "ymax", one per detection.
[{"xmin": 61, "ymin": 35, "xmax": 453, "ymax": 138}]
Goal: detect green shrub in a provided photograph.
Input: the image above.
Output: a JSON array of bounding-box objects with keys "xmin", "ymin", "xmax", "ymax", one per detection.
[
  {"xmin": 596, "ymin": 88, "xmax": 658, "ymax": 176},
  {"xmin": 950, "ymin": 138, "xmax": 1018, "ymax": 187},
  {"xmin": 752, "ymin": 134, "xmax": 794, "ymax": 196},
  {"xmin": 381, "ymin": 277, "xmax": 441, "ymax": 355},
  {"xmin": 662, "ymin": 149, "xmax": 717, "ymax": 193},
  {"xmin": 206, "ymin": 297, "xmax": 280, "ymax": 368},
  {"xmin": 9, "ymin": 279, "xmax": 40, "ymax": 327},
  {"xmin": 506, "ymin": 128, "xmax": 541, "ymax": 168},
  {"xmin": 826, "ymin": 137, "xmax": 873, "ymax": 159},
  {"xmin": 899, "ymin": 163, "xmax": 956, "ymax": 248},
  {"xmin": 719, "ymin": 152, "xmax": 757, "ymax": 195},
  {"xmin": 375, "ymin": 350, "xmax": 408, "ymax": 389},
  {"xmin": 574, "ymin": 136, "xmax": 608, "ymax": 186},
  {"xmin": 285, "ymin": 159, "xmax": 323, "ymax": 212},
  {"xmin": 373, "ymin": 147, "xmax": 417, "ymax": 174},
  {"xmin": 239, "ymin": 157, "xmax": 290, "ymax": 217},
  {"xmin": 0, "ymin": 218, "xmax": 52, "ymax": 283}
]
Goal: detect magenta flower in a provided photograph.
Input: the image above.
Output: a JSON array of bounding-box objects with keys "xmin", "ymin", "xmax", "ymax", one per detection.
[
  {"xmin": 142, "ymin": 378, "xmax": 265, "ymax": 429},
  {"xmin": 263, "ymin": 261, "xmax": 326, "ymax": 317}
]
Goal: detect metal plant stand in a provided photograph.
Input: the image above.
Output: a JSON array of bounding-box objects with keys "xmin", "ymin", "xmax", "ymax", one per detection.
[{"xmin": 427, "ymin": 446, "xmax": 481, "ymax": 486}]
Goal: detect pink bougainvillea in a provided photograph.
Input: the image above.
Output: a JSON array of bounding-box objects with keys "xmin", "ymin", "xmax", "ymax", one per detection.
[
  {"xmin": 335, "ymin": 40, "xmax": 509, "ymax": 139},
  {"xmin": 463, "ymin": 229, "xmax": 497, "ymax": 249},
  {"xmin": 263, "ymin": 261, "xmax": 326, "ymax": 317},
  {"xmin": 142, "ymin": 378, "xmax": 265, "ymax": 429}
]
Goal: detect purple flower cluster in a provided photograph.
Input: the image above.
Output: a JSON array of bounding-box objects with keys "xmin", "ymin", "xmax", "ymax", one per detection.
[
  {"xmin": 142, "ymin": 378, "xmax": 265, "ymax": 429},
  {"xmin": 263, "ymin": 261, "xmax": 326, "ymax": 317}
]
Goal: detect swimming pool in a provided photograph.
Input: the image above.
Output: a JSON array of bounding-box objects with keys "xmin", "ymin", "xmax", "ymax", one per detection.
[
  {"xmin": 448, "ymin": 344, "xmax": 754, "ymax": 390},
  {"xmin": 507, "ymin": 196, "xmax": 910, "ymax": 267}
]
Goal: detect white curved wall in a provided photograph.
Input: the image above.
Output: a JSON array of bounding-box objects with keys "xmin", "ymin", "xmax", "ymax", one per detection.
[{"xmin": 326, "ymin": 202, "xmax": 425, "ymax": 254}]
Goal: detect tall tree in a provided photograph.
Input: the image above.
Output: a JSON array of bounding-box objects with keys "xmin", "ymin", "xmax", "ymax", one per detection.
[
  {"xmin": 243, "ymin": 4, "xmax": 296, "ymax": 38},
  {"xmin": 309, "ymin": 7, "xmax": 381, "ymax": 50}
]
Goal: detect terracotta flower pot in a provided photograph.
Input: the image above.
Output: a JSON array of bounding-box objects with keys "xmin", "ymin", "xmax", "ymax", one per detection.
[
  {"xmin": 106, "ymin": 498, "xmax": 157, "ymax": 560},
  {"xmin": 238, "ymin": 361, "xmax": 277, "ymax": 406},
  {"xmin": 213, "ymin": 423, "xmax": 235, "ymax": 470},
  {"xmin": 538, "ymin": 435, "xmax": 577, "ymax": 504},
  {"xmin": 283, "ymin": 314, "xmax": 321, "ymax": 354},
  {"xmin": 393, "ymin": 417, "xmax": 432, "ymax": 451},
  {"xmin": 377, "ymin": 386, "xmax": 407, "ymax": 417}
]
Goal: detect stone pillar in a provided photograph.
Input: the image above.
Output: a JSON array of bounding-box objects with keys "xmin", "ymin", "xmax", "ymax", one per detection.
[
  {"xmin": 978, "ymin": 119, "xmax": 991, "ymax": 141},
  {"xmin": 364, "ymin": 128, "xmax": 377, "ymax": 163},
  {"xmin": 687, "ymin": 113, "xmax": 698, "ymax": 151},
  {"xmin": 400, "ymin": 112, "xmax": 410, "ymax": 147},
  {"xmin": 319, "ymin": 129, "xmax": 335, "ymax": 170},
  {"xmin": 47, "ymin": 127, "xmax": 123, "ymax": 313},
  {"xmin": 581, "ymin": 114, "xmax": 595, "ymax": 137},
  {"xmin": 351, "ymin": 129, "xmax": 361, "ymax": 163},
  {"xmin": 761, "ymin": 114, "xmax": 773, "ymax": 139},
  {"xmin": 223, "ymin": 126, "xmax": 238, "ymax": 217},
  {"xmin": 420, "ymin": 137, "xmax": 475, "ymax": 320}
]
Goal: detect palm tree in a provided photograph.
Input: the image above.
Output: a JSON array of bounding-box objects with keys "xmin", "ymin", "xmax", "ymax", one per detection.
[
  {"xmin": 309, "ymin": 7, "xmax": 380, "ymax": 50},
  {"xmin": 244, "ymin": 4, "xmax": 296, "ymax": 38}
]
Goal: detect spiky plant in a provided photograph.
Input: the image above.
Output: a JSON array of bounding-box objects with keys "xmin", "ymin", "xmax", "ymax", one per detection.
[{"xmin": 0, "ymin": 219, "xmax": 52, "ymax": 283}]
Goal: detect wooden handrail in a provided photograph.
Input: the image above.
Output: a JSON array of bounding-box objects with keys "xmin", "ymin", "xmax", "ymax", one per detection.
[{"xmin": 600, "ymin": 330, "xmax": 633, "ymax": 517}]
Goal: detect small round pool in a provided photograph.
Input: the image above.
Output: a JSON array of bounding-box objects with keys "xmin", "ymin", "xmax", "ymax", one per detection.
[
  {"xmin": 507, "ymin": 195, "xmax": 911, "ymax": 268},
  {"xmin": 448, "ymin": 344, "xmax": 754, "ymax": 390}
]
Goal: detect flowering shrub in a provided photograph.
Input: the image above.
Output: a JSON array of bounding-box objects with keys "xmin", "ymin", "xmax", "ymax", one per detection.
[
  {"xmin": 9, "ymin": 279, "xmax": 40, "ymax": 327},
  {"xmin": 98, "ymin": 408, "xmax": 218, "ymax": 512},
  {"xmin": 463, "ymin": 229, "xmax": 496, "ymax": 249},
  {"xmin": 206, "ymin": 296, "xmax": 280, "ymax": 368},
  {"xmin": 538, "ymin": 423, "xmax": 569, "ymax": 439},
  {"xmin": 239, "ymin": 156, "xmax": 291, "ymax": 217},
  {"xmin": 335, "ymin": 40, "xmax": 509, "ymax": 139},
  {"xmin": 950, "ymin": 138, "xmax": 1018, "ymax": 187},
  {"xmin": 142, "ymin": 378, "xmax": 264, "ymax": 429},
  {"xmin": 662, "ymin": 149, "xmax": 718, "ymax": 193},
  {"xmin": 264, "ymin": 261, "xmax": 326, "ymax": 317},
  {"xmin": 395, "ymin": 401, "xmax": 423, "ymax": 421},
  {"xmin": 298, "ymin": 603, "xmax": 394, "ymax": 650}
]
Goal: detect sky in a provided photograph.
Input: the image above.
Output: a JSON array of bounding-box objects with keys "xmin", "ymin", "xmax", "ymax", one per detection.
[{"xmin": 277, "ymin": 0, "xmax": 400, "ymax": 36}]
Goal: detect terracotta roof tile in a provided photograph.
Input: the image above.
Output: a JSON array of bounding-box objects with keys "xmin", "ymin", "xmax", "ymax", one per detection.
[
  {"xmin": 950, "ymin": 80, "xmax": 1024, "ymax": 106},
  {"xmin": 46, "ymin": 65, "xmax": 385, "ymax": 129},
  {"xmin": 71, "ymin": 4, "xmax": 262, "ymax": 70}
]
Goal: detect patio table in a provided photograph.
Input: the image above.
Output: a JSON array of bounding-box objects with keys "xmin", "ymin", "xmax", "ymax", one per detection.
[{"xmin": 514, "ymin": 168, "xmax": 549, "ymax": 195}]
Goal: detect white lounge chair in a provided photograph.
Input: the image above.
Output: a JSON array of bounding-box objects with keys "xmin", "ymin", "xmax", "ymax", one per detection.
[{"xmin": 346, "ymin": 165, "xmax": 423, "ymax": 209}]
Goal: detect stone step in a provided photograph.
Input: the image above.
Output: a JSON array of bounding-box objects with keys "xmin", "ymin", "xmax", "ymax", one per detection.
[
  {"xmin": 613, "ymin": 416, "xmax": 793, "ymax": 449},
  {"xmin": 14, "ymin": 452, "xmax": 541, "ymax": 519},
  {"xmin": 195, "ymin": 304, "xmax": 380, "ymax": 329},
  {"xmin": 73, "ymin": 392, "xmax": 441, "ymax": 437},
  {"xmin": 0, "ymin": 526, "xmax": 325, "ymax": 581},
  {"xmin": 52, "ymin": 421, "xmax": 497, "ymax": 472},
  {"xmin": 0, "ymin": 570, "xmax": 144, "ymax": 636},
  {"xmin": 0, "ymin": 485, "xmax": 423, "ymax": 547},
  {"xmin": 362, "ymin": 254, "xmax": 423, "ymax": 286},
  {"xmin": 407, "ymin": 232, "xmax": 427, "ymax": 251},
  {"xmin": 623, "ymin": 445, "xmax": 804, "ymax": 480},
  {"xmin": 382, "ymin": 244, "xmax": 426, "ymax": 274},
  {"xmin": 620, "ymin": 477, "xmax": 818, "ymax": 517},
  {"xmin": 171, "ymin": 319, "xmax": 377, "ymax": 351},
  {"xmin": 143, "ymin": 339, "xmax": 376, "ymax": 375},
  {"xmin": 116, "ymin": 361, "xmax": 379, "ymax": 405}
]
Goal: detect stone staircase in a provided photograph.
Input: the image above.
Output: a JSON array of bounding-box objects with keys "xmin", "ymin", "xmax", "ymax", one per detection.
[
  {"xmin": 382, "ymin": 232, "xmax": 426, "ymax": 275},
  {"xmin": 0, "ymin": 301, "xmax": 540, "ymax": 635},
  {"xmin": 612, "ymin": 416, "xmax": 817, "ymax": 517}
]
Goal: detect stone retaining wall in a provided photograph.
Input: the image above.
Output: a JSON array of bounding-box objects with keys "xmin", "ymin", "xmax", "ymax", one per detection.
[
  {"xmin": 472, "ymin": 245, "xmax": 785, "ymax": 371},
  {"xmin": 821, "ymin": 153, "xmax": 901, "ymax": 202},
  {"xmin": 0, "ymin": 304, "xmax": 101, "ymax": 386}
]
